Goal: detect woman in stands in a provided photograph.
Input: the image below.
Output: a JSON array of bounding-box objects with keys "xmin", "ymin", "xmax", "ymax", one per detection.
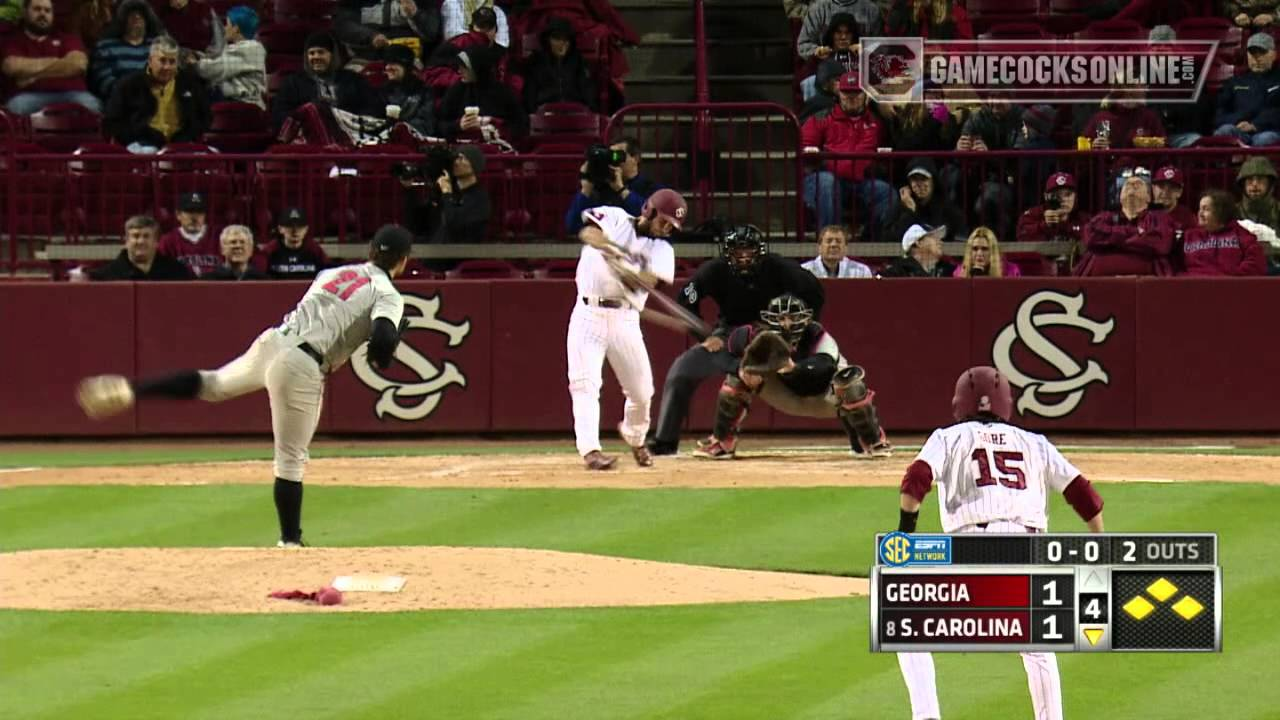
[
  {"xmin": 1179, "ymin": 190, "xmax": 1268, "ymax": 276},
  {"xmin": 189, "ymin": 6, "xmax": 266, "ymax": 108},
  {"xmin": 953, "ymin": 226, "xmax": 1022, "ymax": 278},
  {"xmin": 886, "ymin": 0, "xmax": 973, "ymax": 40}
]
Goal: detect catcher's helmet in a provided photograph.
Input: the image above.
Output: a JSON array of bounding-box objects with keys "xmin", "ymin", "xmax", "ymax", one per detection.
[
  {"xmin": 720, "ymin": 224, "xmax": 768, "ymax": 276},
  {"xmin": 952, "ymin": 366, "xmax": 1013, "ymax": 422},
  {"xmin": 641, "ymin": 189, "xmax": 688, "ymax": 231},
  {"xmin": 760, "ymin": 293, "xmax": 813, "ymax": 347}
]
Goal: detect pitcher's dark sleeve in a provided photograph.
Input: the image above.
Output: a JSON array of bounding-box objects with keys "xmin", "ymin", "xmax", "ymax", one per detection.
[{"xmin": 367, "ymin": 317, "xmax": 402, "ymax": 370}]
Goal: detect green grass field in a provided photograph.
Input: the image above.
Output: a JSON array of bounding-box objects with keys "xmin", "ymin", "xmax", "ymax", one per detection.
[{"xmin": 2, "ymin": 444, "xmax": 1277, "ymax": 719}]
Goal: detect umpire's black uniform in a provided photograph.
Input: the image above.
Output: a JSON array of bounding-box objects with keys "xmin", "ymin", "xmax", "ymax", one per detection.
[{"xmin": 649, "ymin": 254, "xmax": 824, "ymax": 453}]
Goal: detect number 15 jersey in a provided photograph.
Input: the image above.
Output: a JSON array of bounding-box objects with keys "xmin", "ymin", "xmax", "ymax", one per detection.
[
  {"xmin": 914, "ymin": 421, "xmax": 1082, "ymax": 532},
  {"xmin": 278, "ymin": 262, "xmax": 405, "ymax": 371}
]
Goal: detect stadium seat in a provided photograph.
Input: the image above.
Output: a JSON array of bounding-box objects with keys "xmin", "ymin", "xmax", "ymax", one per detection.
[
  {"xmin": 1075, "ymin": 19, "xmax": 1145, "ymax": 41},
  {"xmin": 1, "ymin": 143, "xmax": 67, "ymax": 239},
  {"xmin": 1004, "ymin": 252, "xmax": 1055, "ymax": 277},
  {"xmin": 258, "ymin": 22, "xmax": 314, "ymax": 56},
  {"xmin": 155, "ymin": 143, "xmax": 245, "ymax": 227},
  {"xmin": 271, "ymin": 0, "xmax": 335, "ymax": 21},
  {"xmin": 205, "ymin": 102, "xmax": 275, "ymax": 153},
  {"xmin": 68, "ymin": 143, "xmax": 154, "ymax": 240},
  {"xmin": 523, "ymin": 143, "xmax": 592, "ymax": 237},
  {"xmin": 444, "ymin": 259, "xmax": 529, "ymax": 279},
  {"xmin": 28, "ymin": 103, "xmax": 103, "ymax": 153},
  {"xmin": 979, "ymin": 22, "xmax": 1053, "ymax": 40},
  {"xmin": 530, "ymin": 258, "xmax": 578, "ymax": 278},
  {"xmin": 530, "ymin": 102, "xmax": 603, "ymax": 136},
  {"xmin": 1176, "ymin": 18, "xmax": 1243, "ymax": 65},
  {"xmin": 0, "ymin": 107, "xmax": 30, "ymax": 142}
]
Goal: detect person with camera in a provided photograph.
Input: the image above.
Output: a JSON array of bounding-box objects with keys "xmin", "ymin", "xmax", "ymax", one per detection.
[
  {"xmin": 1016, "ymin": 172, "xmax": 1087, "ymax": 255},
  {"xmin": 399, "ymin": 144, "xmax": 492, "ymax": 250},
  {"xmin": 564, "ymin": 139, "xmax": 660, "ymax": 234}
]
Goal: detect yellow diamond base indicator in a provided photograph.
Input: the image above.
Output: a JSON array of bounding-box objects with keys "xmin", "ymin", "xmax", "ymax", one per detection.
[
  {"xmin": 1171, "ymin": 595, "xmax": 1205, "ymax": 621},
  {"xmin": 1083, "ymin": 628, "xmax": 1105, "ymax": 646},
  {"xmin": 1146, "ymin": 578, "xmax": 1179, "ymax": 602},
  {"xmin": 1123, "ymin": 596, "xmax": 1156, "ymax": 620}
]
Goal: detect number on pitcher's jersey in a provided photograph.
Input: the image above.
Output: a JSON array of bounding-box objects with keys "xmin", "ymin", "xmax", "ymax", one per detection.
[
  {"xmin": 914, "ymin": 421, "xmax": 1080, "ymax": 532},
  {"xmin": 277, "ymin": 261, "xmax": 404, "ymax": 370}
]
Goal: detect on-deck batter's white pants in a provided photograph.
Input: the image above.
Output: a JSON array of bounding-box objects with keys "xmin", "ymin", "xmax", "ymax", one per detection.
[
  {"xmin": 566, "ymin": 302, "xmax": 653, "ymax": 456},
  {"xmin": 196, "ymin": 328, "xmax": 325, "ymax": 482},
  {"xmin": 897, "ymin": 520, "xmax": 1063, "ymax": 720}
]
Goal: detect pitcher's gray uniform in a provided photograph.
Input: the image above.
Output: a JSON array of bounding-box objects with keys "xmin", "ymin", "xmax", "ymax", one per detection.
[{"xmin": 77, "ymin": 227, "xmax": 414, "ymax": 546}]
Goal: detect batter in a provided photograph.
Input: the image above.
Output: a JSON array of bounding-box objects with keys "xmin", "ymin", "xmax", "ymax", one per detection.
[{"xmin": 75, "ymin": 225, "xmax": 414, "ymax": 547}]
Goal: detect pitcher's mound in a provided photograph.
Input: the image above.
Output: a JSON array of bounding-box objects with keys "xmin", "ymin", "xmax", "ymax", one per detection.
[{"xmin": 0, "ymin": 546, "xmax": 868, "ymax": 614}]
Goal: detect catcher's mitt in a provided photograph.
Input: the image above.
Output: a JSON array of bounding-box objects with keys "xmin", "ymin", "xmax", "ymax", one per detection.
[{"xmin": 740, "ymin": 330, "xmax": 792, "ymax": 374}]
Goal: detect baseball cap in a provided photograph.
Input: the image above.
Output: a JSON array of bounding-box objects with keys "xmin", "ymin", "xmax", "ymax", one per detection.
[
  {"xmin": 278, "ymin": 207, "xmax": 307, "ymax": 226},
  {"xmin": 372, "ymin": 224, "xmax": 413, "ymax": 255},
  {"xmin": 1044, "ymin": 172, "xmax": 1076, "ymax": 193},
  {"xmin": 1248, "ymin": 33, "xmax": 1275, "ymax": 52},
  {"xmin": 901, "ymin": 223, "xmax": 945, "ymax": 252},
  {"xmin": 177, "ymin": 192, "xmax": 207, "ymax": 212},
  {"xmin": 836, "ymin": 71, "xmax": 861, "ymax": 93},
  {"xmin": 1153, "ymin": 165, "xmax": 1184, "ymax": 187}
]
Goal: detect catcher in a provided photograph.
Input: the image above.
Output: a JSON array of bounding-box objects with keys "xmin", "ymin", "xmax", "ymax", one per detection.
[{"xmin": 693, "ymin": 294, "xmax": 892, "ymax": 459}]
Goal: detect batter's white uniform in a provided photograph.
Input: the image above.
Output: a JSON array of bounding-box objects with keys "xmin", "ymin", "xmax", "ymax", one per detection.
[
  {"xmin": 568, "ymin": 206, "xmax": 675, "ymax": 456},
  {"xmin": 198, "ymin": 262, "xmax": 404, "ymax": 481},
  {"xmin": 898, "ymin": 421, "xmax": 1082, "ymax": 720}
]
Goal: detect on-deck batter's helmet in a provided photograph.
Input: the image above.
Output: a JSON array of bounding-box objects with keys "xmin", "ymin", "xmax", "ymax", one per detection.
[
  {"xmin": 720, "ymin": 224, "xmax": 768, "ymax": 276},
  {"xmin": 952, "ymin": 366, "xmax": 1013, "ymax": 422},
  {"xmin": 760, "ymin": 293, "xmax": 812, "ymax": 347},
  {"xmin": 641, "ymin": 189, "xmax": 688, "ymax": 231}
]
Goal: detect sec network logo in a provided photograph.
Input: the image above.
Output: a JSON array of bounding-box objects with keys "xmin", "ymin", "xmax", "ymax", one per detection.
[{"xmin": 878, "ymin": 532, "xmax": 953, "ymax": 566}]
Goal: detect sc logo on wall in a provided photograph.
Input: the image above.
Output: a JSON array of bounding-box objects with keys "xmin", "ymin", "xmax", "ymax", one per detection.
[
  {"xmin": 351, "ymin": 293, "xmax": 471, "ymax": 421},
  {"xmin": 992, "ymin": 290, "xmax": 1116, "ymax": 419}
]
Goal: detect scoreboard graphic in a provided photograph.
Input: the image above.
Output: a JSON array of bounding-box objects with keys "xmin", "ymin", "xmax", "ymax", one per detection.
[{"xmin": 869, "ymin": 534, "xmax": 1221, "ymax": 653}]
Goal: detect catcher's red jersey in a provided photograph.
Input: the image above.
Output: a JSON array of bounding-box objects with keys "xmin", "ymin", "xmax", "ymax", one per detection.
[{"xmin": 915, "ymin": 421, "xmax": 1081, "ymax": 532}]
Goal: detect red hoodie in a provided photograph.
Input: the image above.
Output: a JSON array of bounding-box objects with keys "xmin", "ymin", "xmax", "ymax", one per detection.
[
  {"xmin": 800, "ymin": 103, "xmax": 886, "ymax": 182},
  {"xmin": 1074, "ymin": 208, "xmax": 1175, "ymax": 276},
  {"xmin": 1179, "ymin": 221, "xmax": 1267, "ymax": 276}
]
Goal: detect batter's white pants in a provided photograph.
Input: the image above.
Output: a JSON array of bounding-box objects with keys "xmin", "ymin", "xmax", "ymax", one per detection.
[
  {"xmin": 566, "ymin": 303, "xmax": 653, "ymax": 456},
  {"xmin": 897, "ymin": 520, "xmax": 1063, "ymax": 720},
  {"xmin": 196, "ymin": 328, "xmax": 326, "ymax": 482}
]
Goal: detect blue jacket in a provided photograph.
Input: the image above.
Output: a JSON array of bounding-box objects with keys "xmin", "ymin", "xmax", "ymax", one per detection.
[
  {"xmin": 1214, "ymin": 66, "xmax": 1280, "ymax": 131},
  {"xmin": 563, "ymin": 174, "xmax": 661, "ymax": 234}
]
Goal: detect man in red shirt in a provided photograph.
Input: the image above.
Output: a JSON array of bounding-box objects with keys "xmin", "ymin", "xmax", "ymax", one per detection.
[
  {"xmin": 1074, "ymin": 169, "xmax": 1176, "ymax": 276},
  {"xmin": 1, "ymin": 0, "xmax": 100, "ymax": 114},
  {"xmin": 158, "ymin": 191, "xmax": 222, "ymax": 277},
  {"xmin": 1151, "ymin": 165, "xmax": 1197, "ymax": 233},
  {"xmin": 800, "ymin": 70, "xmax": 892, "ymax": 239}
]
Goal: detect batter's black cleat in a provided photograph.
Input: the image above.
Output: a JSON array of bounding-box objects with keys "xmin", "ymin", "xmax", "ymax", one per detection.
[
  {"xmin": 645, "ymin": 440, "xmax": 678, "ymax": 456},
  {"xmin": 583, "ymin": 450, "xmax": 617, "ymax": 470}
]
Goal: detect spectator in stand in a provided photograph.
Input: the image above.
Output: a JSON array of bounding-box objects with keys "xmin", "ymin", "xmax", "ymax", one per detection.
[
  {"xmin": 439, "ymin": 45, "xmax": 526, "ymax": 140},
  {"xmin": 796, "ymin": 0, "xmax": 881, "ymax": 62},
  {"xmin": 1180, "ymin": 189, "xmax": 1268, "ymax": 275},
  {"xmin": 103, "ymin": 35, "xmax": 211, "ymax": 151},
  {"xmin": 335, "ymin": 0, "xmax": 440, "ymax": 63},
  {"xmin": 89, "ymin": 214, "xmax": 194, "ymax": 280},
  {"xmin": 1012, "ymin": 104, "xmax": 1059, "ymax": 206},
  {"xmin": 188, "ymin": 6, "xmax": 266, "ymax": 108},
  {"xmin": 255, "ymin": 207, "xmax": 330, "ymax": 279},
  {"xmin": 152, "ymin": 0, "xmax": 213, "ymax": 53},
  {"xmin": 206, "ymin": 225, "xmax": 268, "ymax": 279},
  {"xmin": 270, "ymin": 32, "xmax": 374, "ymax": 132},
  {"xmin": 1237, "ymin": 156, "xmax": 1280, "ymax": 232},
  {"xmin": 882, "ymin": 102, "xmax": 954, "ymax": 157},
  {"xmin": 799, "ymin": 12, "xmax": 858, "ymax": 101},
  {"xmin": 880, "ymin": 223, "xmax": 956, "ymax": 277},
  {"xmin": 1, "ymin": 0, "xmax": 100, "ymax": 114},
  {"xmin": 886, "ymin": 0, "xmax": 973, "ymax": 39},
  {"xmin": 800, "ymin": 70, "xmax": 893, "ymax": 238},
  {"xmin": 798, "ymin": 59, "xmax": 842, "ymax": 124},
  {"xmin": 1212, "ymin": 33, "xmax": 1280, "ymax": 147},
  {"xmin": 1016, "ymin": 172, "xmax": 1087, "ymax": 266},
  {"xmin": 1148, "ymin": 27, "xmax": 1213, "ymax": 148},
  {"xmin": 565, "ymin": 137, "xmax": 661, "ymax": 234},
  {"xmin": 422, "ymin": 6, "xmax": 501, "ymax": 96},
  {"xmin": 1151, "ymin": 165, "xmax": 1197, "ymax": 233},
  {"xmin": 403, "ymin": 145, "xmax": 491, "ymax": 245},
  {"xmin": 953, "ymin": 226, "xmax": 1021, "ymax": 277},
  {"xmin": 522, "ymin": 16, "xmax": 595, "ymax": 113},
  {"xmin": 380, "ymin": 44, "xmax": 435, "ymax": 136},
  {"xmin": 801, "ymin": 224, "xmax": 873, "ymax": 278},
  {"xmin": 158, "ymin": 191, "xmax": 222, "ymax": 276},
  {"xmin": 883, "ymin": 157, "xmax": 966, "ymax": 245},
  {"xmin": 1074, "ymin": 169, "xmax": 1176, "ymax": 276},
  {"xmin": 72, "ymin": 0, "xmax": 114, "ymax": 49},
  {"xmin": 440, "ymin": 0, "xmax": 508, "ymax": 46},
  {"xmin": 1227, "ymin": 0, "xmax": 1279, "ymax": 29},
  {"xmin": 947, "ymin": 100, "xmax": 1023, "ymax": 235},
  {"xmin": 1081, "ymin": 87, "xmax": 1166, "ymax": 150},
  {"xmin": 89, "ymin": 0, "xmax": 162, "ymax": 100}
]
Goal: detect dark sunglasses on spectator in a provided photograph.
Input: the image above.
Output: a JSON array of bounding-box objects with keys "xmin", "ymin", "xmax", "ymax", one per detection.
[
  {"xmin": 1120, "ymin": 167, "xmax": 1151, "ymax": 179},
  {"xmin": 1248, "ymin": 47, "xmax": 1271, "ymax": 56}
]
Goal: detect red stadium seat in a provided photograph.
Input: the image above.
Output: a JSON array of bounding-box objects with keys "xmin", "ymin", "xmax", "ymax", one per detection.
[
  {"xmin": 1075, "ymin": 19, "xmax": 1145, "ymax": 40},
  {"xmin": 445, "ymin": 259, "xmax": 529, "ymax": 279},
  {"xmin": 258, "ymin": 22, "xmax": 314, "ymax": 57},
  {"xmin": 272, "ymin": 0, "xmax": 335, "ymax": 21},
  {"xmin": 205, "ymin": 102, "xmax": 275, "ymax": 153},
  {"xmin": 530, "ymin": 258, "xmax": 578, "ymax": 278},
  {"xmin": 68, "ymin": 143, "xmax": 154, "ymax": 240},
  {"xmin": 0, "ymin": 107, "xmax": 30, "ymax": 142},
  {"xmin": 1, "ymin": 143, "xmax": 67, "ymax": 239},
  {"xmin": 1176, "ymin": 18, "xmax": 1244, "ymax": 64},
  {"xmin": 530, "ymin": 102, "xmax": 603, "ymax": 137},
  {"xmin": 979, "ymin": 22, "xmax": 1053, "ymax": 40},
  {"xmin": 523, "ymin": 143, "xmax": 591, "ymax": 237},
  {"xmin": 28, "ymin": 103, "xmax": 103, "ymax": 153}
]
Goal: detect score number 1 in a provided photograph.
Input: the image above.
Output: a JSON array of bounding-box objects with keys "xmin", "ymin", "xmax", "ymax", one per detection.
[{"xmin": 1040, "ymin": 577, "xmax": 1063, "ymax": 640}]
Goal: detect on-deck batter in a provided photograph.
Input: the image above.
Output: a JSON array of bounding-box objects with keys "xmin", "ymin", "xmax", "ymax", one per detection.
[
  {"xmin": 569, "ymin": 190, "xmax": 686, "ymax": 470},
  {"xmin": 75, "ymin": 225, "xmax": 415, "ymax": 547},
  {"xmin": 894, "ymin": 366, "xmax": 1106, "ymax": 720}
]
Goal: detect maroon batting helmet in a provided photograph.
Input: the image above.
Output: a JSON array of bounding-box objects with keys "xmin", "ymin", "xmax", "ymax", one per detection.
[
  {"xmin": 641, "ymin": 189, "xmax": 688, "ymax": 230},
  {"xmin": 952, "ymin": 366, "xmax": 1013, "ymax": 422}
]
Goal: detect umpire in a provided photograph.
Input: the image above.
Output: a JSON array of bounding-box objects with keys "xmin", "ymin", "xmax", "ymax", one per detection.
[{"xmin": 647, "ymin": 224, "xmax": 824, "ymax": 455}]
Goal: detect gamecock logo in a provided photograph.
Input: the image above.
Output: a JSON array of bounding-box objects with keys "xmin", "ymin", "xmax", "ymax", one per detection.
[
  {"xmin": 991, "ymin": 290, "xmax": 1116, "ymax": 419},
  {"xmin": 351, "ymin": 293, "xmax": 471, "ymax": 421}
]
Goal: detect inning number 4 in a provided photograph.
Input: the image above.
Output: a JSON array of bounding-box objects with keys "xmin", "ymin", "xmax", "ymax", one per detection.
[
  {"xmin": 322, "ymin": 269, "xmax": 371, "ymax": 301},
  {"xmin": 972, "ymin": 449, "xmax": 1027, "ymax": 490}
]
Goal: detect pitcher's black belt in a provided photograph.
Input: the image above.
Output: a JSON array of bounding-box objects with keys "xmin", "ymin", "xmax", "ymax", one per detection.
[{"xmin": 297, "ymin": 342, "xmax": 324, "ymax": 367}]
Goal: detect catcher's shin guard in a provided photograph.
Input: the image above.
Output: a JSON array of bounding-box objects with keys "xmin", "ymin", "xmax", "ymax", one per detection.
[
  {"xmin": 832, "ymin": 366, "xmax": 889, "ymax": 454},
  {"xmin": 713, "ymin": 375, "xmax": 754, "ymax": 442}
]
